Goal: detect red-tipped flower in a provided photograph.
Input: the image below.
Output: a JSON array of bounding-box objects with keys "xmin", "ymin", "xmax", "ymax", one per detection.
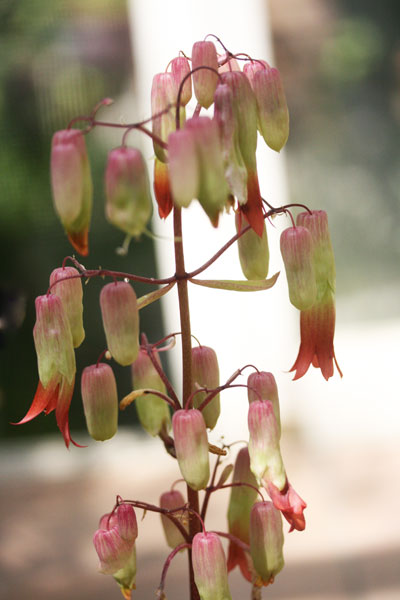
[
  {"xmin": 50, "ymin": 129, "xmax": 92, "ymax": 255},
  {"xmin": 192, "ymin": 531, "xmax": 232, "ymax": 600},
  {"xmin": 191, "ymin": 345, "xmax": 220, "ymax": 430},
  {"xmin": 100, "ymin": 282, "xmax": 139, "ymax": 367},
  {"xmin": 172, "ymin": 409, "xmax": 210, "ymax": 491},
  {"xmin": 250, "ymin": 501, "xmax": 284, "ymax": 586},
  {"xmin": 105, "ymin": 146, "xmax": 153, "ymax": 237},
  {"xmin": 81, "ymin": 363, "xmax": 118, "ymax": 441},
  {"xmin": 14, "ymin": 294, "xmax": 77, "ymax": 447},
  {"xmin": 290, "ymin": 210, "xmax": 341, "ymax": 380}
]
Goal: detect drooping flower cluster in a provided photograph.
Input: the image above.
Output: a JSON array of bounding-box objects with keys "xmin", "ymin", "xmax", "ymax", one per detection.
[{"xmin": 16, "ymin": 36, "xmax": 341, "ymax": 600}]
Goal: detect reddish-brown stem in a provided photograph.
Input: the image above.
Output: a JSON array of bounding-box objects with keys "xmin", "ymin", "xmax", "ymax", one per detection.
[
  {"xmin": 173, "ymin": 206, "xmax": 200, "ymax": 600},
  {"xmin": 213, "ymin": 530, "xmax": 251, "ymax": 553},
  {"xmin": 200, "ymin": 454, "xmax": 222, "ymax": 520},
  {"xmin": 141, "ymin": 333, "xmax": 180, "ymax": 408},
  {"xmin": 158, "ymin": 542, "xmax": 192, "ymax": 596},
  {"xmin": 207, "ymin": 482, "xmax": 264, "ymax": 502},
  {"xmin": 175, "ymin": 65, "xmax": 221, "ymax": 129}
]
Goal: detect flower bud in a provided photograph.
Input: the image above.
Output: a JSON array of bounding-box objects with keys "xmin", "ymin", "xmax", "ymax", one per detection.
[
  {"xmin": 49, "ymin": 267, "xmax": 84, "ymax": 348},
  {"xmin": 227, "ymin": 447, "xmax": 258, "ymax": 581},
  {"xmin": 191, "ymin": 41, "xmax": 219, "ymax": 108},
  {"xmin": 220, "ymin": 71, "xmax": 258, "ymax": 169},
  {"xmin": 151, "ymin": 72, "xmax": 177, "ymax": 162},
  {"xmin": 172, "ymin": 409, "xmax": 210, "ymax": 491},
  {"xmin": 297, "ymin": 210, "xmax": 336, "ymax": 301},
  {"xmin": 248, "ymin": 400, "xmax": 286, "ymax": 490},
  {"xmin": 100, "ymin": 282, "xmax": 139, "ymax": 366},
  {"xmin": 252, "ymin": 66, "xmax": 289, "ymax": 152},
  {"xmin": 171, "ymin": 56, "xmax": 192, "ymax": 106},
  {"xmin": 33, "ymin": 294, "xmax": 75, "ymax": 387},
  {"xmin": 192, "ymin": 531, "xmax": 232, "ymax": 600},
  {"xmin": 280, "ymin": 226, "xmax": 317, "ymax": 310},
  {"xmin": 247, "ymin": 372, "xmax": 281, "ymax": 434},
  {"xmin": 185, "ymin": 117, "xmax": 229, "ymax": 226},
  {"xmin": 93, "ymin": 527, "xmax": 133, "ymax": 575},
  {"xmin": 131, "ymin": 347, "xmax": 171, "ymax": 436},
  {"xmin": 154, "ymin": 158, "xmax": 173, "ymax": 218},
  {"xmin": 50, "ymin": 129, "xmax": 92, "ymax": 255},
  {"xmin": 105, "ymin": 146, "xmax": 153, "ymax": 238},
  {"xmin": 250, "ymin": 501, "xmax": 284, "ymax": 586},
  {"xmin": 81, "ymin": 363, "xmax": 118, "ymax": 441},
  {"xmin": 160, "ymin": 489, "xmax": 187, "ymax": 548},
  {"xmin": 117, "ymin": 503, "xmax": 138, "ymax": 542},
  {"xmin": 167, "ymin": 128, "xmax": 199, "ymax": 209},
  {"xmin": 191, "ymin": 345, "xmax": 220, "ymax": 430},
  {"xmin": 235, "ymin": 213, "xmax": 269, "ymax": 280}
]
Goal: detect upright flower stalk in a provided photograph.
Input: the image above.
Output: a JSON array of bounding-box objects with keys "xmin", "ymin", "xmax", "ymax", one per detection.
[{"xmin": 16, "ymin": 36, "xmax": 341, "ymax": 600}]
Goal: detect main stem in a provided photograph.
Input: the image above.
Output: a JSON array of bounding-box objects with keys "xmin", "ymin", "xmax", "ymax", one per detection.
[{"xmin": 173, "ymin": 207, "xmax": 200, "ymax": 600}]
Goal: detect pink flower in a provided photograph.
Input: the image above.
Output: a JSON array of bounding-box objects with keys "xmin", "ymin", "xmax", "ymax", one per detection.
[{"xmin": 266, "ymin": 480, "xmax": 307, "ymax": 532}]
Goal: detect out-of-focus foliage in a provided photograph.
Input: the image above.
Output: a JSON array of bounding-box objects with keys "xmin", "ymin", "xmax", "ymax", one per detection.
[
  {"xmin": 0, "ymin": 0, "xmax": 163, "ymax": 439},
  {"xmin": 271, "ymin": 0, "xmax": 400, "ymax": 310}
]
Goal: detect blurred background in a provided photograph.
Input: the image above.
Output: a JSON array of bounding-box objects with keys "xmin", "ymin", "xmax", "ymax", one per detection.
[{"xmin": 0, "ymin": 0, "xmax": 399, "ymax": 598}]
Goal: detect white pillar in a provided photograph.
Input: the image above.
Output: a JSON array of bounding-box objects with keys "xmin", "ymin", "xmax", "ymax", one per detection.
[{"xmin": 127, "ymin": 0, "xmax": 294, "ymax": 442}]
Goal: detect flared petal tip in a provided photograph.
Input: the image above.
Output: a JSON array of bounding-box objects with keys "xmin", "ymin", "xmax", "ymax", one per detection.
[{"xmin": 67, "ymin": 229, "xmax": 89, "ymax": 256}]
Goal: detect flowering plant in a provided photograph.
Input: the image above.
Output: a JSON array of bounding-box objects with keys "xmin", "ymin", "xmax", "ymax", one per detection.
[{"xmin": 14, "ymin": 35, "xmax": 341, "ymax": 599}]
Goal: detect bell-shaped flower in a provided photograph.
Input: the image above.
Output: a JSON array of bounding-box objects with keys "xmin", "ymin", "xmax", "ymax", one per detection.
[
  {"xmin": 250, "ymin": 501, "xmax": 284, "ymax": 586},
  {"xmin": 220, "ymin": 71, "xmax": 264, "ymax": 236},
  {"xmin": 170, "ymin": 56, "xmax": 192, "ymax": 106},
  {"xmin": 290, "ymin": 210, "xmax": 341, "ymax": 380},
  {"xmin": 235, "ymin": 213, "xmax": 269, "ymax": 280},
  {"xmin": 172, "ymin": 409, "xmax": 210, "ymax": 491},
  {"xmin": 100, "ymin": 282, "xmax": 139, "ymax": 367},
  {"xmin": 50, "ymin": 128, "xmax": 93, "ymax": 255},
  {"xmin": 167, "ymin": 128, "xmax": 199, "ymax": 209},
  {"xmin": 153, "ymin": 158, "xmax": 173, "ymax": 218},
  {"xmin": 191, "ymin": 345, "xmax": 220, "ymax": 430},
  {"xmin": 131, "ymin": 347, "xmax": 171, "ymax": 436},
  {"xmin": 14, "ymin": 294, "xmax": 77, "ymax": 447},
  {"xmin": 192, "ymin": 531, "xmax": 232, "ymax": 600},
  {"xmin": 105, "ymin": 146, "xmax": 153, "ymax": 238},
  {"xmin": 214, "ymin": 83, "xmax": 247, "ymax": 205},
  {"xmin": 252, "ymin": 65, "xmax": 289, "ymax": 152},
  {"xmin": 247, "ymin": 371, "xmax": 280, "ymax": 434},
  {"xmin": 280, "ymin": 226, "xmax": 317, "ymax": 311},
  {"xmin": 185, "ymin": 116, "xmax": 229, "ymax": 226},
  {"xmin": 227, "ymin": 447, "xmax": 258, "ymax": 582},
  {"xmin": 191, "ymin": 41, "xmax": 219, "ymax": 108},
  {"xmin": 49, "ymin": 266, "xmax": 85, "ymax": 348},
  {"xmin": 159, "ymin": 489, "xmax": 188, "ymax": 548},
  {"xmin": 265, "ymin": 480, "xmax": 307, "ymax": 532},
  {"xmin": 151, "ymin": 72, "xmax": 181, "ymax": 163},
  {"xmin": 81, "ymin": 363, "xmax": 118, "ymax": 441},
  {"xmin": 248, "ymin": 400, "xmax": 286, "ymax": 490},
  {"xmin": 94, "ymin": 503, "xmax": 137, "ymax": 598}
]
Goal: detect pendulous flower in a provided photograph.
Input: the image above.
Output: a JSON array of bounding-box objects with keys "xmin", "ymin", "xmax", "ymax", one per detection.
[
  {"xmin": 81, "ymin": 363, "xmax": 118, "ymax": 441},
  {"xmin": 50, "ymin": 128, "xmax": 93, "ymax": 255},
  {"xmin": 250, "ymin": 501, "xmax": 284, "ymax": 586},
  {"xmin": 191, "ymin": 345, "xmax": 220, "ymax": 430},
  {"xmin": 192, "ymin": 531, "xmax": 232, "ymax": 600},
  {"xmin": 13, "ymin": 294, "xmax": 77, "ymax": 447},
  {"xmin": 172, "ymin": 409, "xmax": 210, "ymax": 491}
]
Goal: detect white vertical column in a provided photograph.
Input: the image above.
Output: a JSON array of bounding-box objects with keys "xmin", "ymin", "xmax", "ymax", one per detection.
[{"xmin": 127, "ymin": 0, "xmax": 294, "ymax": 441}]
